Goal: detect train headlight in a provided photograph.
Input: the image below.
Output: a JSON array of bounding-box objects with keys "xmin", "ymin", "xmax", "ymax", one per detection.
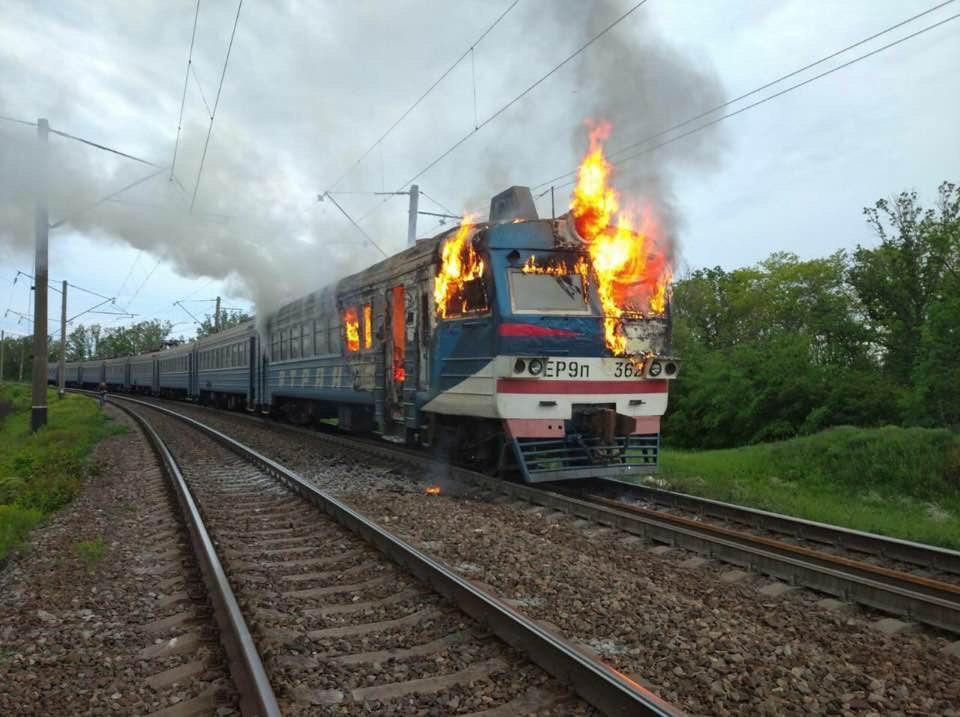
[
  {"xmin": 528, "ymin": 358, "xmax": 545, "ymax": 376},
  {"xmin": 665, "ymin": 362, "xmax": 677, "ymax": 376},
  {"xmin": 514, "ymin": 358, "xmax": 526, "ymax": 374},
  {"xmin": 647, "ymin": 360, "xmax": 663, "ymax": 377}
]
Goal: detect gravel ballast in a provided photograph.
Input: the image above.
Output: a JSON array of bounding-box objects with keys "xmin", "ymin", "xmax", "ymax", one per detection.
[
  {"xmin": 0, "ymin": 406, "xmax": 237, "ymax": 716},
  {"xmin": 120, "ymin": 400, "xmax": 960, "ymax": 715}
]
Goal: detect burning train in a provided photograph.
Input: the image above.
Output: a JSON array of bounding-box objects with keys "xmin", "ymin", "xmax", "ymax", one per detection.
[{"xmin": 52, "ymin": 128, "xmax": 679, "ymax": 482}]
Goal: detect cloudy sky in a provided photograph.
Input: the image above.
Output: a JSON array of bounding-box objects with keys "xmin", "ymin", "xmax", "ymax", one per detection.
[{"xmin": 1, "ymin": 0, "xmax": 957, "ymax": 341}]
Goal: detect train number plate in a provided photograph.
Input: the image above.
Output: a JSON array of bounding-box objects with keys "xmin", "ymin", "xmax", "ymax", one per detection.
[
  {"xmin": 612, "ymin": 360, "xmax": 642, "ymax": 378},
  {"xmin": 542, "ymin": 359, "xmax": 590, "ymax": 378}
]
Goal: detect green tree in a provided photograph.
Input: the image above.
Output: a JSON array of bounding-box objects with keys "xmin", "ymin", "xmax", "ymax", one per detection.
[
  {"xmin": 665, "ymin": 252, "xmax": 892, "ymax": 448},
  {"xmin": 848, "ymin": 181, "xmax": 959, "ymax": 380},
  {"xmin": 195, "ymin": 310, "xmax": 251, "ymax": 338}
]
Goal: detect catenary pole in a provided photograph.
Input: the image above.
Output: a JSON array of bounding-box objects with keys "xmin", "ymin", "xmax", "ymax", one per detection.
[
  {"xmin": 58, "ymin": 279, "xmax": 67, "ymax": 398},
  {"xmin": 214, "ymin": 296, "xmax": 221, "ymax": 332},
  {"xmin": 30, "ymin": 118, "xmax": 49, "ymax": 431},
  {"xmin": 407, "ymin": 184, "xmax": 419, "ymax": 247}
]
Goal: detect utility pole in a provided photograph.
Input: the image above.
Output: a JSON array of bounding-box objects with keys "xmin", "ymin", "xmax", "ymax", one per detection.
[
  {"xmin": 550, "ymin": 185, "xmax": 556, "ymax": 220},
  {"xmin": 1, "ymin": 330, "xmax": 5, "ymax": 384},
  {"xmin": 58, "ymin": 280, "xmax": 67, "ymax": 398},
  {"xmin": 406, "ymin": 184, "xmax": 419, "ymax": 247},
  {"xmin": 214, "ymin": 296, "xmax": 221, "ymax": 332},
  {"xmin": 30, "ymin": 118, "xmax": 49, "ymax": 432}
]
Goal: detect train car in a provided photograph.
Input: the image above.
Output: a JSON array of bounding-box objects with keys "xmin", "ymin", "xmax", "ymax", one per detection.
[
  {"xmin": 104, "ymin": 356, "xmax": 129, "ymax": 391},
  {"xmin": 157, "ymin": 343, "xmax": 196, "ymax": 400},
  {"xmin": 258, "ymin": 186, "xmax": 677, "ymax": 481},
  {"xmin": 420, "ymin": 188, "xmax": 678, "ymax": 482},
  {"xmin": 129, "ymin": 353, "xmax": 158, "ymax": 395},
  {"xmin": 79, "ymin": 360, "xmax": 105, "ymax": 388},
  {"xmin": 196, "ymin": 322, "xmax": 257, "ymax": 409}
]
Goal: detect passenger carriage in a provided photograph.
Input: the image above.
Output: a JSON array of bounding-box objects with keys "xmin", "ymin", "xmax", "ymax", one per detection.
[
  {"xmin": 104, "ymin": 356, "xmax": 129, "ymax": 391},
  {"xmin": 196, "ymin": 322, "xmax": 257, "ymax": 410},
  {"xmin": 157, "ymin": 342, "xmax": 196, "ymax": 400},
  {"xmin": 129, "ymin": 354, "xmax": 158, "ymax": 395}
]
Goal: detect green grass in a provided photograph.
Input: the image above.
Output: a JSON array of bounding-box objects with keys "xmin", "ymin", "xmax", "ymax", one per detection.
[
  {"xmin": 74, "ymin": 536, "xmax": 106, "ymax": 567},
  {"xmin": 0, "ymin": 384, "xmax": 122, "ymax": 560},
  {"xmin": 654, "ymin": 425, "xmax": 960, "ymax": 549}
]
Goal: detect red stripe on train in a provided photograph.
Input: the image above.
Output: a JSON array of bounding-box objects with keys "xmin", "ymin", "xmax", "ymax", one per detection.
[
  {"xmin": 498, "ymin": 323, "xmax": 581, "ymax": 337},
  {"xmin": 497, "ymin": 378, "xmax": 668, "ymax": 394}
]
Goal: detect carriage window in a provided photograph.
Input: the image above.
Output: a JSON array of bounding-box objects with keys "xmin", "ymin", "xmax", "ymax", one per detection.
[
  {"xmin": 290, "ymin": 326, "xmax": 301, "ymax": 360},
  {"xmin": 439, "ymin": 277, "xmax": 488, "ymax": 318},
  {"xmin": 363, "ymin": 303, "xmax": 373, "ymax": 350},
  {"xmin": 328, "ymin": 316, "xmax": 339, "ymax": 355},
  {"xmin": 508, "ymin": 270, "xmax": 592, "ymax": 315},
  {"xmin": 343, "ymin": 307, "xmax": 360, "ymax": 352},
  {"xmin": 303, "ymin": 322, "xmax": 314, "ymax": 358}
]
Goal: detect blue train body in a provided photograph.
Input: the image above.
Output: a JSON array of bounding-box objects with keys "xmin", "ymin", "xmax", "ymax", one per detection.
[{"xmin": 51, "ymin": 187, "xmax": 679, "ymax": 482}]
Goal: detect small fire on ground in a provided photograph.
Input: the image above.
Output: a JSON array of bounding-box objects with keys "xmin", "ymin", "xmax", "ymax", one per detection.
[{"xmin": 425, "ymin": 485, "xmax": 441, "ymax": 496}]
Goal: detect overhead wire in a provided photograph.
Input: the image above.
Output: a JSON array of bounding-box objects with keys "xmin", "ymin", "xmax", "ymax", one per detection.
[
  {"xmin": 171, "ymin": 0, "xmax": 202, "ymax": 181},
  {"xmin": 532, "ymin": 0, "xmax": 959, "ymax": 192},
  {"xmin": 0, "ymin": 114, "xmax": 36, "ymax": 128},
  {"xmin": 341, "ymin": 0, "xmax": 648, "ymax": 233},
  {"xmin": 395, "ymin": 0, "xmax": 649, "ymax": 192},
  {"xmin": 325, "ymin": 0, "xmax": 520, "ymax": 192},
  {"xmin": 545, "ymin": 9, "xmax": 960, "ymax": 192},
  {"xmin": 48, "ymin": 128, "xmax": 161, "ymax": 167},
  {"xmin": 189, "ymin": 0, "xmax": 243, "ymax": 211}
]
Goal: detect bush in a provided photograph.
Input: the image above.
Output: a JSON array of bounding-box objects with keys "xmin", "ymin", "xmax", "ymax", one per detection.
[
  {"xmin": 0, "ymin": 386, "xmax": 120, "ymax": 560},
  {"xmin": 657, "ymin": 426, "xmax": 960, "ymax": 548}
]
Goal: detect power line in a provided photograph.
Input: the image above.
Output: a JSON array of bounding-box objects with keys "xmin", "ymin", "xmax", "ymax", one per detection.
[
  {"xmin": 49, "ymin": 166, "xmax": 169, "ymax": 229},
  {"xmin": 0, "ymin": 114, "xmax": 36, "ymax": 128},
  {"xmin": 115, "ymin": 250, "xmax": 143, "ymax": 298},
  {"xmin": 395, "ymin": 0, "xmax": 648, "ymax": 192},
  {"xmin": 326, "ymin": 0, "xmax": 520, "ymax": 192},
  {"xmin": 47, "ymin": 127, "xmax": 161, "ymax": 167},
  {"xmin": 533, "ymin": 0, "xmax": 959, "ymax": 191},
  {"xmin": 171, "ymin": 0, "xmax": 202, "ymax": 183},
  {"xmin": 420, "ymin": 189, "xmax": 458, "ymax": 217},
  {"xmin": 341, "ymin": 0, "xmax": 647, "ymax": 234},
  {"xmin": 549, "ymin": 10, "xmax": 960, "ymax": 192},
  {"xmin": 191, "ymin": 63, "xmax": 214, "ymax": 117},
  {"xmin": 190, "ymin": 0, "xmax": 243, "ymax": 212}
]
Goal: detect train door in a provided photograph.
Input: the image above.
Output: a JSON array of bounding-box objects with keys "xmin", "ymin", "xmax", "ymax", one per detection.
[
  {"xmin": 418, "ymin": 289, "xmax": 431, "ymax": 390},
  {"xmin": 384, "ymin": 285, "xmax": 406, "ymax": 426},
  {"xmin": 248, "ymin": 335, "xmax": 256, "ymax": 410}
]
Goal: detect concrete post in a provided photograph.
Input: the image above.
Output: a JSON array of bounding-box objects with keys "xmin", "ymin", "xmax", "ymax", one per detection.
[{"xmin": 30, "ymin": 118, "xmax": 49, "ymax": 431}]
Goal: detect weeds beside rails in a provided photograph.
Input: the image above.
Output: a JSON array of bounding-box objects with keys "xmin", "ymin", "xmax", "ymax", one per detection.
[
  {"xmin": 656, "ymin": 425, "xmax": 960, "ymax": 550},
  {"xmin": 0, "ymin": 384, "xmax": 123, "ymax": 561}
]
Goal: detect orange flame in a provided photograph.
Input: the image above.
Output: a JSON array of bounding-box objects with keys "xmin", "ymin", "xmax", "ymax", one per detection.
[
  {"xmin": 570, "ymin": 122, "xmax": 672, "ymax": 355},
  {"xmin": 343, "ymin": 307, "xmax": 360, "ymax": 352},
  {"xmin": 363, "ymin": 304, "xmax": 373, "ymax": 349},
  {"xmin": 425, "ymin": 485, "xmax": 441, "ymax": 495},
  {"xmin": 434, "ymin": 215, "xmax": 485, "ymax": 318}
]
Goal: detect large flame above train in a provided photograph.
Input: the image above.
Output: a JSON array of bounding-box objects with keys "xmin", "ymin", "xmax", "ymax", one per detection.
[{"xmin": 569, "ymin": 122, "xmax": 671, "ymax": 355}]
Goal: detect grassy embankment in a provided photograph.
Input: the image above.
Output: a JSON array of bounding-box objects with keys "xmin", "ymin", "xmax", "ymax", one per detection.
[
  {"xmin": 655, "ymin": 426, "xmax": 960, "ymax": 549},
  {"xmin": 0, "ymin": 384, "xmax": 122, "ymax": 560}
]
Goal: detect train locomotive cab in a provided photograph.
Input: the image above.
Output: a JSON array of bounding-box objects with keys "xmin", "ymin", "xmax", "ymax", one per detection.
[{"xmin": 426, "ymin": 186, "xmax": 679, "ymax": 482}]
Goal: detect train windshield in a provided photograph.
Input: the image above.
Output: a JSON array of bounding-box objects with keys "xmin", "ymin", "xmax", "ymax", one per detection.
[{"xmin": 508, "ymin": 270, "xmax": 592, "ymax": 315}]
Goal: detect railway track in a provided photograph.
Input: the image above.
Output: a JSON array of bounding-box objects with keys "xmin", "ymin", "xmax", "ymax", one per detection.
[
  {"xmin": 106, "ymin": 393, "xmax": 679, "ymax": 716},
  {"xmin": 110, "ymin": 393, "xmax": 960, "ymax": 637}
]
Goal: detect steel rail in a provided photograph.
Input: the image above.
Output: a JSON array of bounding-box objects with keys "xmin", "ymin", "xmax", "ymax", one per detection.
[
  {"xmin": 212, "ymin": 412, "xmax": 960, "ymax": 633},
  {"xmin": 94, "ymin": 393, "xmax": 960, "ymax": 633},
  {"xmin": 106, "ymin": 394, "xmax": 681, "ymax": 717},
  {"xmin": 589, "ymin": 477, "xmax": 960, "ymax": 575},
  {"xmin": 118, "ymin": 401, "xmax": 282, "ymax": 717}
]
